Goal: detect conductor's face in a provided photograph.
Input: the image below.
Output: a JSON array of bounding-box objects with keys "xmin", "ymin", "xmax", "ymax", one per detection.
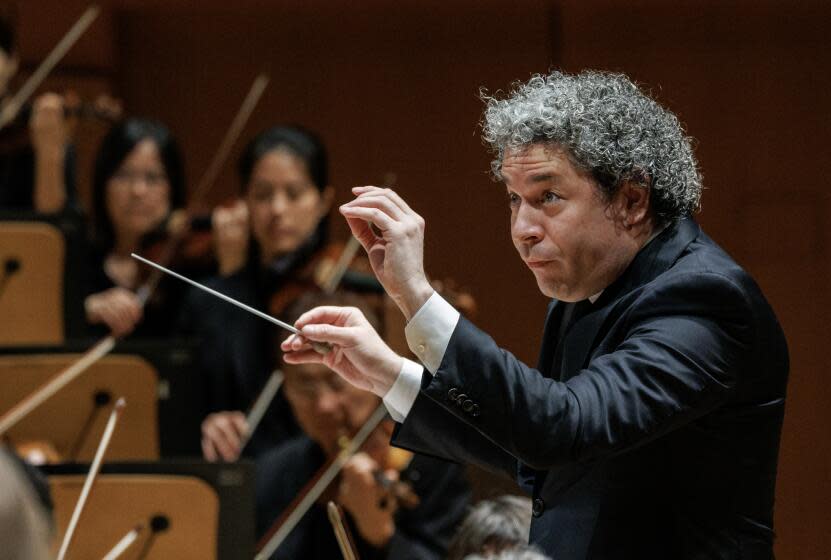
[{"xmin": 503, "ymin": 144, "xmax": 639, "ymax": 302}]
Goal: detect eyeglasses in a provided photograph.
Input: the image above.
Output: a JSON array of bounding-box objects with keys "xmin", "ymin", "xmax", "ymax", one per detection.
[
  {"xmin": 111, "ymin": 169, "xmax": 169, "ymax": 187},
  {"xmin": 283, "ymin": 373, "xmax": 348, "ymax": 401}
]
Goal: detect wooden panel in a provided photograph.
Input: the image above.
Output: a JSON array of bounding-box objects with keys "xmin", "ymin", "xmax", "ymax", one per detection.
[
  {"xmin": 0, "ymin": 221, "xmax": 64, "ymax": 345},
  {"xmin": 50, "ymin": 475, "xmax": 218, "ymax": 559},
  {"xmin": 0, "ymin": 354, "xmax": 159, "ymax": 461}
]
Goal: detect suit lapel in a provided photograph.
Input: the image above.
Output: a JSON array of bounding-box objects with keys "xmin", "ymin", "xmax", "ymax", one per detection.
[{"xmin": 558, "ymin": 218, "xmax": 702, "ymax": 379}]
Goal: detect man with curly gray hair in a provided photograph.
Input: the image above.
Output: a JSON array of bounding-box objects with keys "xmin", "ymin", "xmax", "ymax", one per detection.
[{"xmin": 282, "ymin": 70, "xmax": 788, "ymax": 560}]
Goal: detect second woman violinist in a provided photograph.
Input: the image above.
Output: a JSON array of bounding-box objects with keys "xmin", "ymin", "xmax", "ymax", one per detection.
[{"xmin": 181, "ymin": 125, "xmax": 383, "ymax": 459}]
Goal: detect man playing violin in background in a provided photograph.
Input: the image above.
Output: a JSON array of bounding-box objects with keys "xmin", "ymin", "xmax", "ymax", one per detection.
[{"xmin": 256, "ymin": 291, "xmax": 470, "ymax": 559}]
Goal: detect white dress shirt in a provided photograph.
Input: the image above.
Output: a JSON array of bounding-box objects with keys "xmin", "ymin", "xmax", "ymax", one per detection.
[{"xmin": 382, "ymin": 291, "xmax": 459, "ymax": 421}]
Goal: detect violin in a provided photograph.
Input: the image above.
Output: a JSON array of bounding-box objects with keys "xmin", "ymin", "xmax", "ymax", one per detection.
[
  {"xmin": 327, "ymin": 417, "xmax": 419, "ymax": 511},
  {"xmin": 136, "ymin": 208, "xmax": 217, "ymax": 285}
]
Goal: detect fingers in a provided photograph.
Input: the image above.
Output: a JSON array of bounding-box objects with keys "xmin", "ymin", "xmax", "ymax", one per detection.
[
  {"xmin": 201, "ymin": 412, "xmax": 245, "ymax": 462},
  {"xmin": 201, "ymin": 436, "xmax": 218, "ymax": 462},
  {"xmin": 350, "ymin": 186, "xmax": 419, "ymax": 217},
  {"xmin": 213, "ymin": 200, "xmax": 249, "ymax": 276},
  {"xmin": 300, "ymin": 323, "xmax": 362, "ymax": 347},
  {"xmin": 293, "ymin": 305, "xmax": 363, "ymax": 329},
  {"xmin": 281, "ymin": 347, "xmax": 326, "ymax": 366},
  {"xmin": 343, "ymin": 215, "xmax": 379, "ymax": 251},
  {"xmin": 339, "ymin": 205, "xmax": 396, "ymax": 232},
  {"xmin": 86, "ymin": 288, "xmax": 143, "ymax": 337}
]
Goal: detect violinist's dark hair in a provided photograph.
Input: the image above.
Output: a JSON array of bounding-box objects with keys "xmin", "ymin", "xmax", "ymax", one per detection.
[
  {"xmin": 238, "ymin": 125, "xmax": 328, "ymax": 192},
  {"xmin": 0, "ymin": 13, "xmax": 14, "ymax": 55},
  {"xmin": 92, "ymin": 118, "xmax": 185, "ymax": 248}
]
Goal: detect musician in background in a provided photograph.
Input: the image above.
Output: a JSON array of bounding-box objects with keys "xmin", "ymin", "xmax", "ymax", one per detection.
[
  {"xmin": 185, "ymin": 125, "xmax": 381, "ymax": 460},
  {"xmin": 447, "ymin": 495, "xmax": 536, "ymax": 560},
  {"xmin": 256, "ymin": 291, "xmax": 470, "ymax": 560},
  {"xmin": 0, "ymin": 14, "xmax": 77, "ymax": 214},
  {"xmin": 84, "ymin": 118, "xmax": 187, "ymax": 338}
]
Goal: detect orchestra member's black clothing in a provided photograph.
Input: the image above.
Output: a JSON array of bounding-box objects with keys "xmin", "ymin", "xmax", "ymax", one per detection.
[
  {"xmin": 0, "ymin": 144, "xmax": 77, "ymax": 212},
  {"xmin": 256, "ymin": 435, "xmax": 471, "ymax": 560},
  {"xmin": 179, "ymin": 227, "xmax": 383, "ymax": 457}
]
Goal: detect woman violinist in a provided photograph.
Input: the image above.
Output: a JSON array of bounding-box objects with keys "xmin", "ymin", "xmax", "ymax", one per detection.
[
  {"xmin": 83, "ymin": 118, "xmax": 190, "ymax": 338},
  {"xmin": 255, "ymin": 291, "xmax": 470, "ymax": 560},
  {"xmin": 182, "ymin": 125, "xmax": 381, "ymax": 459}
]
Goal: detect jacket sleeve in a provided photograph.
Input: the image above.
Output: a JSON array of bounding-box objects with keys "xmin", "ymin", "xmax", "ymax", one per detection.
[{"xmin": 400, "ymin": 272, "xmax": 754, "ymax": 471}]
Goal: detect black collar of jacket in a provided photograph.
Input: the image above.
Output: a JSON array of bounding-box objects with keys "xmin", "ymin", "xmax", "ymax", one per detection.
[
  {"xmin": 537, "ymin": 216, "xmax": 701, "ymax": 379},
  {"xmin": 594, "ymin": 216, "xmax": 700, "ymax": 309}
]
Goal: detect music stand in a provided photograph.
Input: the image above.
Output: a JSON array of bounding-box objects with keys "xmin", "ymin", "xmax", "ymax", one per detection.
[
  {"xmin": 0, "ymin": 221, "xmax": 65, "ymax": 345},
  {"xmin": 49, "ymin": 473, "xmax": 219, "ymax": 559},
  {"xmin": 44, "ymin": 460, "xmax": 256, "ymax": 560},
  {"xmin": 0, "ymin": 210, "xmax": 87, "ymax": 340},
  {"xmin": 0, "ymin": 353, "xmax": 159, "ymax": 461},
  {"xmin": 0, "ymin": 339, "xmax": 208, "ymax": 458}
]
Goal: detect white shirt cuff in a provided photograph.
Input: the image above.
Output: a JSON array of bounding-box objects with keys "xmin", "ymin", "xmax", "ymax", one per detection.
[
  {"xmin": 383, "ymin": 358, "xmax": 424, "ymax": 422},
  {"xmin": 404, "ymin": 291, "xmax": 460, "ymax": 374}
]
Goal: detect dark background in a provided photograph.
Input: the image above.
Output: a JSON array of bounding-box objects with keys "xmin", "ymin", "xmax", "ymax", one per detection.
[{"xmin": 12, "ymin": 1, "xmax": 830, "ymax": 557}]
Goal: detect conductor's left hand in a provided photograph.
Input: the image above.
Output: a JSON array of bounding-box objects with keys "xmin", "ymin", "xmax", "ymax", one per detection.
[{"xmin": 281, "ymin": 306, "xmax": 402, "ymax": 397}]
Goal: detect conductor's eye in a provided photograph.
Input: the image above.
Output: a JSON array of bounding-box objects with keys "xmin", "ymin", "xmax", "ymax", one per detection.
[{"xmin": 542, "ymin": 191, "xmax": 561, "ymax": 204}]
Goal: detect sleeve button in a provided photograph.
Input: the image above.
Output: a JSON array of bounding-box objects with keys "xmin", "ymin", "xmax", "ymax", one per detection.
[
  {"xmin": 447, "ymin": 388, "xmax": 459, "ymax": 401},
  {"xmin": 462, "ymin": 399, "xmax": 474, "ymax": 413}
]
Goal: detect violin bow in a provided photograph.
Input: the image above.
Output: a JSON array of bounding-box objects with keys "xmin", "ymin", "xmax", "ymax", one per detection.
[
  {"xmin": 327, "ymin": 501, "xmax": 361, "ymax": 560},
  {"xmin": 56, "ymin": 397, "xmax": 126, "ymax": 560},
  {"xmin": 255, "ymin": 403, "xmax": 389, "ymax": 560},
  {"xmin": 0, "ymin": 74, "xmax": 268, "ymax": 437},
  {"xmin": 100, "ymin": 523, "xmax": 145, "ymax": 560},
  {"xmin": 135, "ymin": 72, "xmax": 269, "ymax": 305},
  {"xmin": 0, "ymin": 5, "xmax": 101, "ymax": 129},
  {"xmin": 240, "ymin": 369, "xmax": 283, "ymax": 452}
]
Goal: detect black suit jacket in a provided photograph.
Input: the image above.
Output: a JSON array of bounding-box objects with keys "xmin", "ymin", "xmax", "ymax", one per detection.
[
  {"xmin": 256, "ymin": 436, "xmax": 471, "ymax": 559},
  {"xmin": 392, "ymin": 218, "xmax": 788, "ymax": 559}
]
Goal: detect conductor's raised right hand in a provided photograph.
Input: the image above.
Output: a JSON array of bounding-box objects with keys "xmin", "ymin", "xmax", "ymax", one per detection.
[
  {"xmin": 281, "ymin": 305, "xmax": 403, "ymax": 398},
  {"xmin": 340, "ymin": 187, "xmax": 433, "ymax": 320}
]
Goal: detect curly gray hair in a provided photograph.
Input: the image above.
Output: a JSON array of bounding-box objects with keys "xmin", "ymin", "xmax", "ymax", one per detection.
[{"xmin": 481, "ymin": 70, "xmax": 702, "ymax": 225}]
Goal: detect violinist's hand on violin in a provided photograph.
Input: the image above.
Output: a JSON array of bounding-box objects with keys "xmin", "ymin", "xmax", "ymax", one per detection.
[
  {"xmin": 29, "ymin": 93, "xmax": 68, "ymax": 157},
  {"xmin": 213, "ymin": 200, "xmax": 249, "ymax": 277},
  {"xmin": 201, "ymin": 411, "xmax": 248, "ymax": 462},
  {"xmin": 339, "ymin": 187, "xmax": 434, "ymax": 321},
  {"xmin": 282, "ymin": 306, "xmax": 402, "ymax": 397},
  {"xmin": 84, "ymin": 287, "xmax": 143, "ymax": 338},
  {"xmin": 338, "ymin": 452, "xmax": 397, "ymax": 548}
]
